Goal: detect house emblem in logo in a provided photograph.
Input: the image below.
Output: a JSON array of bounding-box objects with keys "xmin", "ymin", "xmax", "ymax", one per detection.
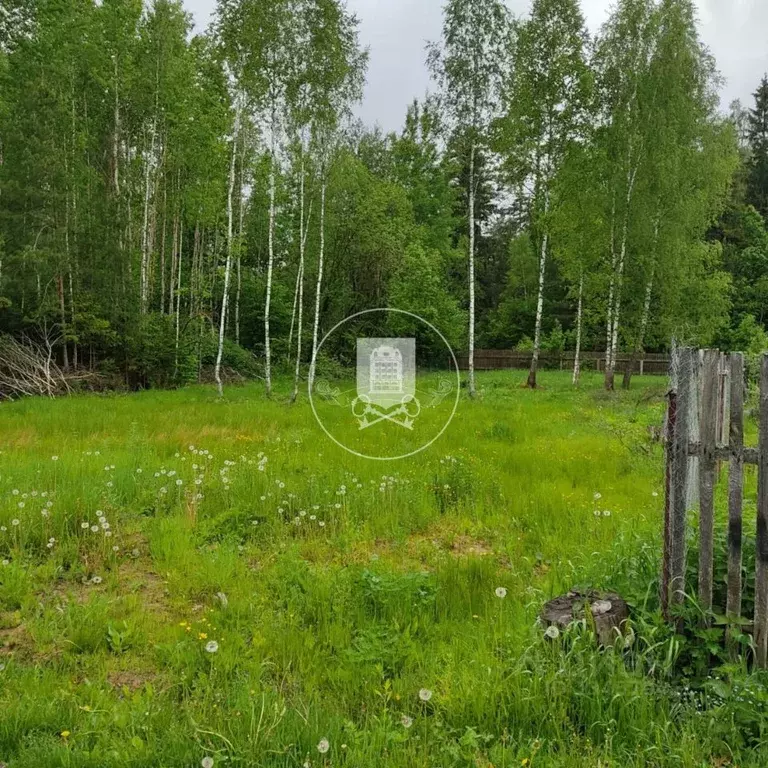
[{"xmin": 353, "ymin": 338, "xmax": 420, "ymax": 429}]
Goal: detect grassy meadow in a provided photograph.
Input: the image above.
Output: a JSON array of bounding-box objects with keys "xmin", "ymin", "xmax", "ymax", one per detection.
[{"xmin": 0, "ymin": 371, "xmax": 765, "ymax": 767}]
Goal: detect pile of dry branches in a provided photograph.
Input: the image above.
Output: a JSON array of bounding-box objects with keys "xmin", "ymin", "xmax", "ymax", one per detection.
[{"xmin": 0, "ymin": 333, "xmax": 75, "ymax": 399}]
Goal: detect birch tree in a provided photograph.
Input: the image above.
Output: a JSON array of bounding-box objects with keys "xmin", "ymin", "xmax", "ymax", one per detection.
[
  {"xmin": 307, "ymin": 0, "xmax": 367, "ymax": 389},
  {"xmin": 428, "ymin": 0, "xmax": 509, "ymax": 398},
  {"xmin": 622, "ymin": 0, "xmax": 736, "ymax": 381},
  {"xmin": 498, "ymin": 0, "xmax": 591, "ymax": 388},
  {"xmin": 550, "ymin": 142, "xmax": 605, "ymax": 386},
  {"xmin": 593, "ymin": 0, "xmax": 655, "ymax": 390},
  {"xmin": 214, "ymin": 90, "xmax": 242, "ymax": 398},
  {"xmin": 286, "ymin": 0, "xmax": 318, "ymax": 403}
]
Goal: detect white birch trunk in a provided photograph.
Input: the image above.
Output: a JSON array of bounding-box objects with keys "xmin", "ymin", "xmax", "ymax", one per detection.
[
  {"xmin": 288, "ymin": 260, "xmax": 301, "ymax": 358},
  {"xmin": 468, "ymin": 142, "xmax": 476, "ymax": 397},
  {"xmin": 140, "ymin": 117, "xmax": 157, "ymax": 313},
  {"xmin": 291, "ymin": 156, "xmax": 312, "ymax": 403},
  {"xmin": 236, "ymin": 129, "xmax": 245, "ymax": 346},
  {"xmin": 528, "ymin": 184, "xmax": 549, "ymax": 389},
  {"xmin": 291, "ymin": 157, "xmax": 306, "ymax": 402},
  {"xmin": 309, "ymin": 177, "xmax": 326, "ymax": 390},
  {"xmin": 622, "ymin": 267, "xmax": 655, "ymax": 391},
  {"xmin": 160, "ymin": 175, "xmax": 167, "ymax": 314},
  {"xmin": 174, "ymin": 226, "xmax": 183, "ymax": 378},
  {"xmin": 169, "ymin": 211, "xmax": 178, "ymax": 315},
  {"xmin": 113, "ymin": 56, "xmax": 120, "ymax": 196},
  {"xmin": 605, "ymin": 192, "xmax": 617, "ymax": 378},
  {"xmin": 573, "ymin": 272, "xmax": 584, "ymax": 386},
  {"xmin": 264, "ymin": 123, "xmax": 277, "ymax": 399},
  {"xmin": 607, "ymin": 164, "xmax": 638, "ymax": 389},
  {"xmin": 214, "ymin": 96, "xmax": 242, "ymax": 398}
]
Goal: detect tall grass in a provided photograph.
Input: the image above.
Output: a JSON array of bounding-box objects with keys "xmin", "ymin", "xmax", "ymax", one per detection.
[{"xmin": 0, "ymin": 371, "xmax": 764, "ymax": 766}]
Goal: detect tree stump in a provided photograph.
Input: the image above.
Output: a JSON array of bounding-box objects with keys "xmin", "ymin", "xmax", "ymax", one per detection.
[{"xmin": 540, "ymin": 589, "xmax": 629, "ymax": 646}]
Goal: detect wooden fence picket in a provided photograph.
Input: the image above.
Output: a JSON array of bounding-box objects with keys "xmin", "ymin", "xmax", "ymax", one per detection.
[
  {"xmin": 664, "ymin": 350, "xmax": 768, "ymax": 667},
  {"xmin": 698, "ymin": 350, "xmax": 719, "ymax": 621},
  {"xmin": 726, "ymin": 353, "xmax": 744, "ymax": 628},
  {"xmin": 756, "ymin": 356, "xmax": 768, "ymax": 667}
]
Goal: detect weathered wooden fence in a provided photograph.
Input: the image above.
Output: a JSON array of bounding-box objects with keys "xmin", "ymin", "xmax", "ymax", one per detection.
[
  {"xmin": 663, "ymin": 348, "xmax": 768, "ymax": 666},
  {"xmin": 456, "ymin": 349, "xmax": 670, "ymax": 375}
]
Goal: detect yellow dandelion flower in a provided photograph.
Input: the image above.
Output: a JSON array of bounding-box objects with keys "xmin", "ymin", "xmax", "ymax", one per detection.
[
  {"xmin": 61, "ymin": 730, "xmax": 71, "ymax": 739},
  {"xmin": 198, "ymin": 632, "xmax": 208, "ymax": 640}
]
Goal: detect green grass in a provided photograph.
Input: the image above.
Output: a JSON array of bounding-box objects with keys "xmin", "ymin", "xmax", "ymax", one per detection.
[{"xmin": 0, "ymin": 370, "xmax": 764, "ymax": 767}]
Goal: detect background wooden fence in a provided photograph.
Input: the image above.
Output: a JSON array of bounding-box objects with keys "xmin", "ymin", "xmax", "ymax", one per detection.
[
  {"xmin": 663, "ymin": 348, "xmax": 768, "ymax": 666},
  {"xmin": 456, "ymin": 349, "xmax": 670, "ymax": 375}
]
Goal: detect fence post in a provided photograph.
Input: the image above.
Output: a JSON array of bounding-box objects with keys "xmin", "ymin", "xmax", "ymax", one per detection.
[
  {"xmin": 726, "ymin": 353, "xmax": 744, "ymax": 639},
  {"xmin": 662, "ymin": 386, "xmax": 676, "ymax": 620},
  {"xmin": 756, "ymin": 354, "xmax": 768, "ymax": 667},
  {"xmin": 697, "ymin": 350, "xmax": 719, "ymax": 622},
  {"xmin": 666, "ymin": 347, "xmax": 693, "ymax": 618}
]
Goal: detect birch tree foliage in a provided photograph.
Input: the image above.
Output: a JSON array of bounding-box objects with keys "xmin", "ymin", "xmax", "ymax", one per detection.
[
  {"xmin": 497, "ymin": 0, "xmax": 591, "ymax": 388},
  {"xmin": 602, "ymin": 0, "xmax": 737, "ymax": 383},
  {"xmin": 215, "ymin": 0, "xmax": 292, "ymax": 397},
  {"xmin": 427, "ymin": 0, "xmax": 510, "ymax": 398},
  {"xmin": 306, "ymin": 0, "xmax": 367, "ymax": 389},
  {"xmin": 549, "ymin": 141, "xmax": 607, "ymax": 384},
  {"xmin": 592, "ymin": 0, "xmax": 656, "ymax": 390},
  {"xmin": 287, "ymin": 0, "xmax": 366, "ymax": 401}
]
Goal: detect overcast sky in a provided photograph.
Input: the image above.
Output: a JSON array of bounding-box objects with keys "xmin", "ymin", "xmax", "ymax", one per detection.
[{"xmin": 185, "ymin": 0, "xmax": 768, "ymax": 134}]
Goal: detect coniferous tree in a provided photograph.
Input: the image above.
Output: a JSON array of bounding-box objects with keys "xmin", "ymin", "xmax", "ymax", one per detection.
[{"xmin": 747, "ymin": 75, "xmax": 768, "ymax": 219}]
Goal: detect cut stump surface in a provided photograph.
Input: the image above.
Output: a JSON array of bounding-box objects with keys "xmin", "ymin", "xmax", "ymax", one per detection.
[{"xmin": 541, "ymin": 589, "xmax": 629, "ymax": 646}]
